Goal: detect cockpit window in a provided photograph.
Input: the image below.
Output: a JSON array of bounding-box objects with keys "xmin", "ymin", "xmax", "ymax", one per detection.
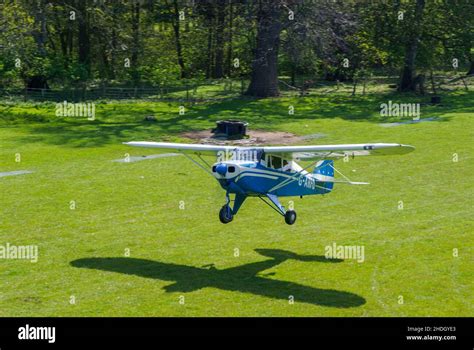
[
  {"xmin": 271, "ymin": 156, "xmax": 281, "ymax": 169},
  {"xmin": 264, "ymin": 155, "xmax": 289, "ymax": 170}
]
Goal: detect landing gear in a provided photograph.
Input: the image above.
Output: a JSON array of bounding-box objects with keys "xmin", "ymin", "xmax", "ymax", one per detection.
[
  {"xmin": 284, "ymin": 210, "xmax": 297, "ymax": 225},
  {"xmin": 259, "ymin": 194, "xmax": 297, "ymax": 225},
  {"xmin": 218, "ymin": 192, "xmax": 296, "ymax": 225},
  {"xmin": 218, "ymin": 192, "xmax": 247, "ymax": 224},
  {"xmin": 219, "ymin": 205, "xmax": 233, "ymax": 224}
]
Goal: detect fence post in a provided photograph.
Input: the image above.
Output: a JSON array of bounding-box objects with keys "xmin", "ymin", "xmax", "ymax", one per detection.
[{"xmin": 461, "ymin": 76, "xmax": 468, "ymax": 91}]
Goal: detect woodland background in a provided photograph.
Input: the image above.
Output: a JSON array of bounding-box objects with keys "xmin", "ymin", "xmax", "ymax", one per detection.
[{"xmin": 0, "ymin": 0, "xmax": 472, "ymax": 99}]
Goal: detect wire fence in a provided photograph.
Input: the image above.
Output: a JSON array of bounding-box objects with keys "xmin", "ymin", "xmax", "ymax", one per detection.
[
  {"xmin": 0, "ymin": 74, "xmax": 471, "ymax": 102},
  {"xmin": 0, "ymin": 79, "xmax": 249, "ymax": 102}
]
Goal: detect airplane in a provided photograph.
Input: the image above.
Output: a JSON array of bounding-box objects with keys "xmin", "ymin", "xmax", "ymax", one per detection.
[{"xmin": 123, "ymin": 141, "xmax": 415, "ymax": 225}]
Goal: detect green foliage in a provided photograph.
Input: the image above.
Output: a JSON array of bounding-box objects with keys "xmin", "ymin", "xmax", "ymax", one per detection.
[{"xmin": 0, "ymin": 0, "xmax": 472, "ymax": 90}]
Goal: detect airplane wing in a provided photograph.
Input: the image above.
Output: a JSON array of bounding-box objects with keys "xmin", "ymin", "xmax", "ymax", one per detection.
[
  {"xmin": 124, "ymin": 141, "xmax": 414, "ymax": 160},
  {"xmin": 123, "ymin": 141, "xmax": 235, "ymax": 156},
  {"xmin": 263, "ymin": 143, "xmax": 415, "ymax": 160}
]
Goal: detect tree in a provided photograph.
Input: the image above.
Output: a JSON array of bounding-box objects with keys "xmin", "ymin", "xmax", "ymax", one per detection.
[
  {"xmin": 77, "ymin": 0, "xmax": 91, "ymax": 81},
  {"xmin": 24, "ymin": 0, "xmax": 50, "ymax": 89},
  {"xmin": 245, "ymin": 0, "xmax": 284, "ymax": 97},
  {"xmin": 165, "ymin": 0, "xmax": 186, "ymax": 78},
  {"xmin": 225, "ymin": 0, "xmax": 234, "ymax": 77},
  {"xmin": 130, "ymin": 0, "xmax": 141, "ymax": 85},
  {"xmin": 399, "ymin": 0, "xmax": 425, "ymax": 92},
  {"xmin": 0, "ymin": 0, "xmax": 471, "ymax": 93},
  {"xmin": 213, "ymin": 1, "xmax": 226, "ymax": 78}
]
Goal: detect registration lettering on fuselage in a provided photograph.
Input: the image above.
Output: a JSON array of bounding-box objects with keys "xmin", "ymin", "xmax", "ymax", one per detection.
[{"xmin": 298, "ymin": 175, "xmax": 316, "ymax": 190}]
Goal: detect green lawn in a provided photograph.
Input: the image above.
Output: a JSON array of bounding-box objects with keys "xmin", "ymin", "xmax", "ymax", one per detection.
[{"xmin": 0, "ymin": 90, "xmax": 472, "ymax": 316}]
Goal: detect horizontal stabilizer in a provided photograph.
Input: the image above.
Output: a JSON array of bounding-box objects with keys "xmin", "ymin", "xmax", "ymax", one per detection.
[{"xmin": 321, "ymin": 180, "xmax": 370, "ymax": 185}]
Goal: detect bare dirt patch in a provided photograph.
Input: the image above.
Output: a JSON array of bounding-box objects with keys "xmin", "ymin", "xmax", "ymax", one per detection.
[{"xmin": 181, "ymin": 129, "xmax": 325, "ymax": 146}]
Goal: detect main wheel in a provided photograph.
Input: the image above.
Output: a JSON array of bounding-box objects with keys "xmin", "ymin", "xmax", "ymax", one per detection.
[
  {"xmin": 284, "ymin": 210, "xmax": 297, "ymax": 225},
  {"xmin": 219, "ymin": 205, "xmax": 233, "ymax": 224}
]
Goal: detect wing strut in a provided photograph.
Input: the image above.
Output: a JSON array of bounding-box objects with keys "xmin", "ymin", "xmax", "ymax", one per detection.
[
  {"xmin": 180, "ymin": 151, "xmax": 213, "ymax": 176},
  {"xmin": 327, "ymin": 164, "xmax": 370, "ymax": 185},
  {"xmin": 268, "ymin": 161, "xmax": 319, "ymax": 193},
  {"xmin": 258, "ymin": 194, "xmax": 286, "ymax": 216}
]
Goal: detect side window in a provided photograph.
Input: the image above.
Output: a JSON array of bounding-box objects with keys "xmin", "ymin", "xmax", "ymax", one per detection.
[
  {"xmin": 277, "ymin": 157, "xmax": 282, "ymax": 169},
  {"xmin": 270, "ymin": 156, "xmax": 282, "ymax": 169},
  {"xmin": 265, "ymin": 156, "xmax": 286, "ymax": 169},
  {"xmin": 268, "ymin": 156, "xmax": 273, "ymax": 168}
]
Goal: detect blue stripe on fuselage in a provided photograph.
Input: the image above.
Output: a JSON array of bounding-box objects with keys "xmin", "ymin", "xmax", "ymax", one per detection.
[{"xmin": 218, "ymin": 164, "xmax": 333, "ymax": 197}]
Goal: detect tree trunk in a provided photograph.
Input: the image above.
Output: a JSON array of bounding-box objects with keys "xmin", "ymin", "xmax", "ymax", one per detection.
[
  {"xmin": 27, "ymin": 0, "xmax": 49, "ymax": 89},
  {"xmin": 399, "ymin": 0, "xmax": 425, "ymax": 92},
  {"xmin": 110, "ymin": 28, "xmax": 117, "ymax": 80},
  {"xmin": 213, "ymin": 2, "xmax": 226, "ymax": 78},
  {"xmin": 168, "ymin": 0, "xmax": 186, "ymax": 78},
  {"xmin": 55, "ymin": 11, "xmax": 68, "ymax": 68},
  {"xmin": 206, "ymin": 25, "xmax": 213, "ymax": 79},
  {"xmin": 468, "ymin": 59, "xmax": 474, "ymax": 76},
  {"xmin": 130, "ymin": 0, "xmax": 141, "ymax": 85},
  {"xmin": 67, "ymin": 13, "xmax": 73, "ymax": 60},
  {"xmin": 291, "ymin": 64, "xmax": 296, "ymax": 86},
  {"xmin": 245, "ymin": 1, "xmax": 283, "ymax": 97},
  {"xmin": 31, "ymin": 0, "xmax": 47, "ymax": 56},
  {"xmin": 430, "ymin": 70, "xmax": 437, "ymax": 95},
  {"xmin": 77, "ymin": 0, "xmax": 91, "ymax": 79},
  {"xmin": 204, "ymin": 2, "xmax": 215, "ymax": 79},
  {"xmin": 225, "ymin": 0, "xmax": 234, "ymax": 77}
]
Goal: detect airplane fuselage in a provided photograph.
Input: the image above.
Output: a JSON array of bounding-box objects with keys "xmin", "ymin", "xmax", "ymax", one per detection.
[{"xmin": 211, "ymin": 160, "xmax": 333, "ymax": 197}]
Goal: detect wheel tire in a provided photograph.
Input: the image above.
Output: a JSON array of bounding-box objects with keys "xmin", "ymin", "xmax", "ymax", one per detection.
[
  {"xmin": 219, "ymin": 205, "xmax": 233, "ymax": 224},
  {"xmin": 284, "ymin": 210, "xmax": 297, "ymax": 225}
]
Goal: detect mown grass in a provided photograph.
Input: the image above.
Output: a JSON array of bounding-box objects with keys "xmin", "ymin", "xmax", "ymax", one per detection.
[{"xmin": 0, "ymin": 90, "xmax": 472, "ymax": 316}]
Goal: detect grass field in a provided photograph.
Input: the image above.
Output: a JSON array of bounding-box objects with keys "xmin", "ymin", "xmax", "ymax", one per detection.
[{"xmin": 0, "ymin": 90, "xmax": 472, "ymax": 316}]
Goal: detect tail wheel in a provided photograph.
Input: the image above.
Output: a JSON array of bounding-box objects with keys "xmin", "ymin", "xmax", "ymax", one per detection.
[
  {"xmin": 284, "ymin": 210, "xmax": 297, "ymax": 225},
  {"xmin": 219, "ymin": 205, "xmax": 234, "ymax": 224}
]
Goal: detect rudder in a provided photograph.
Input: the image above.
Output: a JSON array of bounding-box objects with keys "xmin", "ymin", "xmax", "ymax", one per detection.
[{"xmin": 313, "ymin": 160, "xmax": 334, "ymax": 191}]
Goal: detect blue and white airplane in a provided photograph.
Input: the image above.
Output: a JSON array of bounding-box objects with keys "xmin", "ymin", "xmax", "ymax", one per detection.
[{"xmin": 124, "ymin": 141, "xmax": 415, "ymax": 225}]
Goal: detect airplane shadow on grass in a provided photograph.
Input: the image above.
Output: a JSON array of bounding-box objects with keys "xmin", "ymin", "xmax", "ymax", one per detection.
[{"xmin": 70, "ymin": 248, "xmax": 366, "ymax": 308}]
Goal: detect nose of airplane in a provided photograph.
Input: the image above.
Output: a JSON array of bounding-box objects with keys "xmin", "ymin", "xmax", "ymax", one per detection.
[{"xmin": 216, "ymin": 163, "xmax": 227, "ymax": 176}]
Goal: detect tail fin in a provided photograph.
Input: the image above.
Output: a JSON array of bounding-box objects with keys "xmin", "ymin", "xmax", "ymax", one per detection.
[{"xmin": 313, "ymin": 160, "xmax": 334, "ymax": 191}]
